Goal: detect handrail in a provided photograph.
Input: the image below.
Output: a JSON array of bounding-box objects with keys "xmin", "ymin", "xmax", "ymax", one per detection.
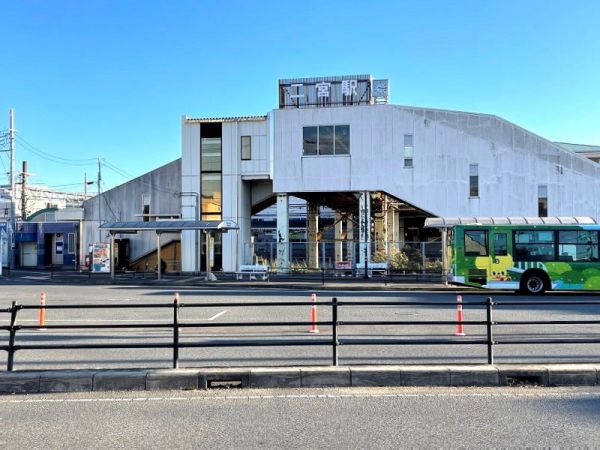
[{"xmin": 1, "ymin": 296, "xmax": 599, "ymax": 371}]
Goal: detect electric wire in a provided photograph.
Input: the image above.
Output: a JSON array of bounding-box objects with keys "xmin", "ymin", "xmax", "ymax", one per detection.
[{"xmin": 15, "ymin": 136, "xmax": 96, "ymax": 167}]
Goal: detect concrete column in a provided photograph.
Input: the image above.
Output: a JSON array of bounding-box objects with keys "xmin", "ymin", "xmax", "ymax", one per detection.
[
  {"xmin": 276, "ymin": 194, "xmax": 290, "ymax": 272},
  {"xmin": 307, "ymin": 202, "xmax": 319, "ymax": 269},
  {"xmin": 374, "ymin": 198, "xmax": 387, "ymax": 256},
  {"xmin": 346, "ymin": 217, "xmax": 354, "ymax": 264},
  {"xmin": 334, "ymin": 213, "xmax": 343, "ymax": 263},
  {"xmin": 358, "ymin": 192, "xmax": 371, "ymax": 265},
  {"xmin": 156, "ymin": 232, "xmax": 161, "ymax": 280}
]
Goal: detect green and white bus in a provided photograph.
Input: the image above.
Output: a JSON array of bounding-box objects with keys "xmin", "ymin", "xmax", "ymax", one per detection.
[{"xmin": 447, "ymin": 223, "xmax": 600, "ymax": 294}]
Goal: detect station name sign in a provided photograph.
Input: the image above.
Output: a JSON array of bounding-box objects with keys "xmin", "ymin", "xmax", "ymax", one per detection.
[{"xmin": 278, "ymin": 75, "xmax": 388, "ymax": 109}]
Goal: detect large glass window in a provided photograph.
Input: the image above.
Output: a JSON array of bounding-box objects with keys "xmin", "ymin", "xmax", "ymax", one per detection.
[
  {"xmin": 201, "ymin": 173, "xmax": 222, "ymax": 219},
  {"xmin": 302, "ymin": 125, "xmax": 350, "ymax": 155},
  {"xmin": 303, "ymin": 127, "xmax": 318, "ymax": 155},
  {"xmin": 241, "ymin": 136, "xmax": 251, "ymax": 160},
  {"xmin": 319, "ymin": 126, "xmax": 334, "ymax": 155},
  {"xmin": 334, "ymin": 125, "xmax": 350, "ymax": 154},
  {"xmin": 464, "ymin": 230, "xmax": 488, "ymax": 256},
  {"xmin": 558, "ymin": 230, "xmax": 599, "ymax": 262},
  {"xmin": 201, "ymin": 137, "xmax": 221, "ymax": 171},
  {"xmin": 514, "ymin": 230, "xmax": 556, "ymax": 261}
]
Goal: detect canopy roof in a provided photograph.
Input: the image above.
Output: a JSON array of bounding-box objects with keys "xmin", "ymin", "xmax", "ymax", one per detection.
[
  {"xmin": 98, "ymin": 220, "xmax": 239, "ymax": 233},
  {"xmin": 424, "ymin": 217, "xmax": 597, "ymax": 228}
]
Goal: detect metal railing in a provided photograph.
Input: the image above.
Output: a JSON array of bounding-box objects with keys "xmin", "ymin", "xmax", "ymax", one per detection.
[{"xmin": 2, "ymin": 297, "xmax": 600, "ymax": 371}]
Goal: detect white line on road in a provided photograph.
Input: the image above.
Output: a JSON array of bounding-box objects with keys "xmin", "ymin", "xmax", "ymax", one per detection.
[
  {"xmin": 0, "ymin": 310, "xmax": 229, "ymax": 323},
  {"xmin": 3, "ymin": 390, "xmax": 600, "ymax": 404}
]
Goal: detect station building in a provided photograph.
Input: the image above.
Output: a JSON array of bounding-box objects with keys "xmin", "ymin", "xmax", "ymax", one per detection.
[{"xmin": 180, "ymin": 74, "xmax": 600, "ymax": 273}]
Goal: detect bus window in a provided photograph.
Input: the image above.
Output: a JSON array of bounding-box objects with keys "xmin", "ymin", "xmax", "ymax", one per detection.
[
  {"xmin": 514, "ymin": 230, "xmax": 556, "ymax": 261},
  {"xmin": 494, "ymin": 233, "xmax": 507, "ymax": 256},
  {"xmin": 558, "ymin": 230, "xmax": 599, "ymax": 262},
  {"xmin": 464, "ymin": 230, "xmax": 488, "ymax": 256}
]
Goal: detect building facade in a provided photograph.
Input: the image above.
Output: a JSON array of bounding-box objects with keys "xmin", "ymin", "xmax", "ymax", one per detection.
[{"xmin": 181, "ymin": 74, "xmax": 600, "ymax": 273}]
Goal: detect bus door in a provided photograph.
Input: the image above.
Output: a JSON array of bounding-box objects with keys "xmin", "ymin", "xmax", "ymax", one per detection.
[
  {"xmin": 490, "ymin": 230, "xmax": 512, "ymax": 282},
  {"xmin": 463, "ymin": 229, "xmax": 491, "ymax": 286}
]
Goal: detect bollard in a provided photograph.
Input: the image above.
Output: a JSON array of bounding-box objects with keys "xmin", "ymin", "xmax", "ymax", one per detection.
[
  {"xmin": 38, "ymin": 292, "xmax": 47, "ymax": 329},
  {"xmin": 309, "ymin": 293, "xmax": 319, "ymax": 333},
  {"xmin": 173, "ymin": 292, "xmax": 180, "ymax": 369},
  {"xmin": 454, "ymin": 294, "xmax": 465, "ymax": 336}
]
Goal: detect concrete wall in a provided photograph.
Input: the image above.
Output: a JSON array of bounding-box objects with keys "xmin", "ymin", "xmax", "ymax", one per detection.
[
  {"xmin": 83, "ymin": 159, "xmax": 181, "ymax": 266},
  {"xmin": 273, "ymin": 104, "xmax": 600, "ymax": 220}
]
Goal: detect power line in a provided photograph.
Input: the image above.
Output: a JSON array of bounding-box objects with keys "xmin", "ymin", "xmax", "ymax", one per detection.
[
  {"xmin": 101, "ymin": 159, "xmax": 180, "ymax": 197},
  {"xmin": 15, "ymin": 136, "xmax": 97, "ymax": 167}
]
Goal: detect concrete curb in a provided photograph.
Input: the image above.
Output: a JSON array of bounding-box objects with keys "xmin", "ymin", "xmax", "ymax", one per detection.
[{"xmin": 1, "ymin": 364, "xmax": 599, "ymax": 394}]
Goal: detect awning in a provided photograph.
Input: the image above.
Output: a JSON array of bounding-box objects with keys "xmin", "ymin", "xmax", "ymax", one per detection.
[
  {"xmin": 98, "ymin": 220, "xmax": 239, "ymax": 233},
  {"xmin": 424, "ymin": 217, "xmax": 597, "ymax": 228}
]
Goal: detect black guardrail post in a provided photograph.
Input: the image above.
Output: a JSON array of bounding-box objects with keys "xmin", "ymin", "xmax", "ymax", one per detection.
[
  {"xmin": 384, "ymin": 269, "xmax": 388, "ymax": 287},
  {"xmin": 321, "ymin": 268, "xmax": 325, "ymax": 286},
  {"xmin": 173, "ymin": 293, "xmax": 180, "ymax": 369},
  {"xmin": 7, "ymin": 301, "xmax": 19, "ymax": 371},
  {"xmin": 486, "ymin": 297, "xmax": 494, "ymax": 364},
  {"xmin": 332, "ymin": 297, "xmax": 339, "ymax": 366}
]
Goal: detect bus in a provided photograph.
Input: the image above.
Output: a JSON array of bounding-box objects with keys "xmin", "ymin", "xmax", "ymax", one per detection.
[{"xmin": 449, "ymin": 224, "xmax": 600, "ymax": 294}]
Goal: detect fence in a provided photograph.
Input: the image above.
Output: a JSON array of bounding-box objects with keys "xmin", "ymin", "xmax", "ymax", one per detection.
[
  {"xmin": 251, "ymin": 240, "xmax": 443, "ymax": 273},
  {"xmin": 2, "ymin": 297, "xmax": 600, "ymax": 371}
]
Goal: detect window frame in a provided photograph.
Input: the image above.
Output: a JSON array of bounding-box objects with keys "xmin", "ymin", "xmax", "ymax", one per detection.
[
  {"xmin": 513, "ymin": 229, "xmax": 557, "ymax": 262},
  {"xmin": 403, "ymin": 134, "xmax": 414, "ymax": 168},
  {"xmin": 302, "ymin": 125, "xmax": 350, "ymax": 156},
  {"xmin": 469, "ymin": 164, "xmax": 479, "ymax": 197},
  {"xmin": 464, "ymin": 229, "xmax": 489, "ymax": 256},
  {"xmin": 241, "ymin": 136, "xmax": 251, "ymax": 161}
]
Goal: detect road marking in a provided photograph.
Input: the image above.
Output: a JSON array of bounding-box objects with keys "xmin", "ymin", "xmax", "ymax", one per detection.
[
  {"xmin": 2, "ymin": 311, "xmax": 229, "ymax": 324},
  {"xmin": 3, "ymin": 391, "xmax": 600, "ymax": 404}
]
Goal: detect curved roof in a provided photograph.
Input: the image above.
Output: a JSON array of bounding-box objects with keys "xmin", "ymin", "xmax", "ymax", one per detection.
[
  {"xmin": 98, "ymin": 220, "xmax": 239, "ymax": 233},
  {"xmin": 424, "ymin": 217, "xmax": 597, "ymax": 228}
]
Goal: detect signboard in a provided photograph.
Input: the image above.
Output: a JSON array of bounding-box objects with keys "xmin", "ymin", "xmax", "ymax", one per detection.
[
  {"xmin": 92, "ymin": 242, "xmax": 110, "ymax": 273},
  {"xmin": 0, "ymin": 222, "xmax": 8, "ymax": 269},
  {"xmin": 279, "ymin": 75, "xmax": 377, "ymax": 109}
]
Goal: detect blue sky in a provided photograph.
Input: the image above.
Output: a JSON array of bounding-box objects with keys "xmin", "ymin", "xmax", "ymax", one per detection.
[{"xmin": 1, "ymin": 0, "xmax": 599, "ymax": 192}]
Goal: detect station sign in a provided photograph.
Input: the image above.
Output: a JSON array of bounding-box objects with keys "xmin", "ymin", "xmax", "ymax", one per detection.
[{"xmin": 279, "ymin": 75, "xmax": 389, "ymax": 109}]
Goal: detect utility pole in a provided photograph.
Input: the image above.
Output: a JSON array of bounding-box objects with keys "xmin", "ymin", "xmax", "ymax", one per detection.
[
  {"xmin": 8, "ymin": 110, "xmax": 15, "ymax": 269},
  {"xmin": 97, "ymin": 158, "xmax": 102, "ymax": 242},
  {"xmin": 20, "ymin": 161, "xmax": 28, "ymax": 221}
]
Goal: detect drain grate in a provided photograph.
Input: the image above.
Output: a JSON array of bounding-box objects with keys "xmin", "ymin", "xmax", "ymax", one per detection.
[{"xmin": 207, "ymin": 379, "xmax": 243, "ymax": 389}]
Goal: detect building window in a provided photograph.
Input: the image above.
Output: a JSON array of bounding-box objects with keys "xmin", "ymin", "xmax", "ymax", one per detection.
[
  {"xmin": 201, "ymin": 137, "xmax": 222, "ymax": 172},
  {"xmin": 404, "ymin": 134, "xmax": 414, "ymax": 168},
  {"xmin": 538, "ymin": 185, "xmax": 548, "ymax": 217},
  {"xmin": 469, "ymin": 164, "xmax": 479, "ymax": 197},
  {"xmin": 201, "ymin": 173, "xmax": 222, "ymax": 219},
  {"xmin": 241, "ymin": 136, "xmax": 251, "ymax": 160},
  {"xmin": 67, "ymin": 233, "xmax": 76, "ymax": 254},
  {"xmin": 302, "ymin": 125, "xmax": 350, "ymax": 155},
  {"xmin": 142, "ymin": 204, "xmax": 150, "ymax": 222}
]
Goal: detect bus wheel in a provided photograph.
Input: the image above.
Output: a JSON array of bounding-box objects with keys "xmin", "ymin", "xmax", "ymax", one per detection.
[{"xmin": 521, "ymin": 272, "xmax": 547, "ymax": 295}]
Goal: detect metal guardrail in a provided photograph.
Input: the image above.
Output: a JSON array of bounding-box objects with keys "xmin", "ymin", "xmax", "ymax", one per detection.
[{"xmin": 2, "ymin": 297, "xmax": 600, "ymax": 371}]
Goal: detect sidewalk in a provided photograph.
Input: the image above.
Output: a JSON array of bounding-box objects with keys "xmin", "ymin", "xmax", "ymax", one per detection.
[
  {"xmin": 1, "ymin": 364, "xmax": 598, "ymax": 394},
  {"xmin": 1, "ymin": 269, "xmax": 467, "ymax": 292}
]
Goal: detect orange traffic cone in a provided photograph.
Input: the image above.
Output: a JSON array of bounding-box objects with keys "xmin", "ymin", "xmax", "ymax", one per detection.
[{"xmin": 309, "ymin": 293, "xmax": 319, "ymax": 333}]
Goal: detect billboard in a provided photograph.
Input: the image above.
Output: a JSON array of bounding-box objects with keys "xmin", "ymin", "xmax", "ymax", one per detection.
[{"xmin": 92, "ymin": 242, "xmax": 110, "ymax": 273}]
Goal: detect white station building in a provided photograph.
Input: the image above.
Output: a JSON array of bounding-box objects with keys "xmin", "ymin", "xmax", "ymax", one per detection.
[{"xmin": 180, "ymin": 74, "xmax": 600, "ymax": 273}]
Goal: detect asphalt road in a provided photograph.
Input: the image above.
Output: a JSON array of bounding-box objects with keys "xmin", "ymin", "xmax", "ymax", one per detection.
[
  {"xmin": 1, "ymin": 387, "xmax": 599, "ymax": 448},
  {"xmin": 1, "ymin": 284, "xmax": 600, "ymax": 370}
]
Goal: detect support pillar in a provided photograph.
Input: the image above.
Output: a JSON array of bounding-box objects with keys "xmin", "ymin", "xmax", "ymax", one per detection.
[
  {"xmin": 358, "ymin": 191, "xmax": 371, "ymax": 266},
  {"xmin": 110, "ymin": 232, "xmax": 115, "ymax": 280},
  {"xmin": 276, "ymin": 194, "xmax": 290, "ymax": 272},
  {"xmin": 307, "ymin": 202, "xmax": 319, "ymax": 269},
  {"xmin": 156, "ymin": 232, "xmax": 161, "ymax": 280},
  {"xmin": 346, "ymin": 217, "xmax": 354, "ymax": 264},
  {"xmin": 334, "ymin": 213, "xmax": 344, "ymax": 263}
]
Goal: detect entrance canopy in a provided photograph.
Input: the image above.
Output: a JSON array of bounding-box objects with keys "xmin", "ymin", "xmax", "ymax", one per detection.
[
  {"xmin": 424, "ymin": 216, "xmax": 596, "ymax": 229},
  {"xmin": 98, "ymin": 220, "xmax": 239, "ymax": 233}
]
